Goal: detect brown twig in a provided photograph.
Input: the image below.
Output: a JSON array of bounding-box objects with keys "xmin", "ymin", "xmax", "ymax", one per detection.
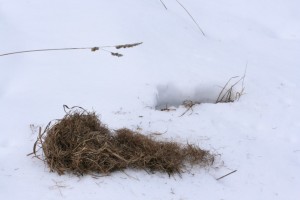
[
  {"xmin": 216, "ymin": 170, "xmax": 237, "ymax": 180},
  {"xmin": 0, "ymin": 42, "xmax": 142, "ymax": 57},
  {"xmin": 179, "ymin": 100, "xmax": 200, "ymax": 117}
]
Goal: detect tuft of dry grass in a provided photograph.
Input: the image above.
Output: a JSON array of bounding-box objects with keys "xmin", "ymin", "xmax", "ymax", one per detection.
[
  {"xmin": 30, "ymin": 106, "xmax": 214, "ymax": 176},
  {"xmin": 216, "ymin": 73, "xmax": 246, "ymax": 103}
]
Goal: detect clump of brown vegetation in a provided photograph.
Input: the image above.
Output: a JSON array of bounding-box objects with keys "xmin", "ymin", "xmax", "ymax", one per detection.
[{"xmin": 30, "ymin": 106, "xmax": 214, "ymax": 176}]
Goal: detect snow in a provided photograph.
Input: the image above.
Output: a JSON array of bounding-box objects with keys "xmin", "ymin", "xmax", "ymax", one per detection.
[{"xmin": 1, "ymin": 0, "xmax": 300, "ymax": 199}]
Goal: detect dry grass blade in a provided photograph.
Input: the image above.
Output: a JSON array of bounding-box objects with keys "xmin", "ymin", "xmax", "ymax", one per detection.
[
  {"xmin": 159, "ymin": 0, "xmax": 168, "ymax": 10},
  {"xmin": 63, "ymin": 104, "xmax": 88, "ymax": 114},
  {"xmin": 111, "ymin": 52, "xmax": 123, "ymax": 57},
  {"xmin": 216, "ymin": 170, "xmax": 237, "ymax": 180},
  {"xmin": 0, "ymin": 47, "xmax": 91, "ymax": 57},
  {"xmin": 179, "ymin": 100, "xmax": 200, "ymax": 117},
  {"xmin": 216, "ymin": 73, "xmax": 246, "ymax": 103},
  {"xmin": 0, "ymin": 42, "xmax": 142, "ymax": 57},
  {"xmin": 216, "ymin": 76, "xmax": 239, "ymax": 103},
  {"xmin": 29, "ymin": 106, "xmax": 214, "ymax": 176},
  {"xmin": 175, "ymin": 0, "xmax": 206, "ymax": 37},
  {"xmin": 115, "ymin": 42, "xmax": 143, "ymax": 49}
]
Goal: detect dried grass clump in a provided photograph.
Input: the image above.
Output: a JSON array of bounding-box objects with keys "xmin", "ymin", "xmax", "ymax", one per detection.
[{"xmin": 31, "ymin": 107, "xmax": 214, "ymax": 176}]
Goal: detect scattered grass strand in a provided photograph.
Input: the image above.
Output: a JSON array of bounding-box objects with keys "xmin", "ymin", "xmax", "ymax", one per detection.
[
  {"xmin": 0, "ymin": 42, "xmax": 142, "ymax": 57},
  {"xmin": 175, "ymin": 0, "xmax": 206, "ymax": 37}
]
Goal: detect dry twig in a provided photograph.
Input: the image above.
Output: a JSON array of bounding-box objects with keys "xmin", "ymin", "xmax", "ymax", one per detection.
[
  {"xmin": 216, "ymin": 170, "xmax": 237, "ymax": 180},
  {"xmin": 179, "ymin": 100, "xmax": 200, "ymax": 117},
  {"xmin": 216, "ymin": 72, "xmax": 246, "ymax": 103},
  {"xmin": 159, "ymin": 0, "xmax": 168, "ymax": 10},
  {"xmin": 175, "ymin": 0, "xmax": 206, "ymax": 36},
  {"xmin": 0, "ymin": 42, "xmax": 142, "ymax": 57}
]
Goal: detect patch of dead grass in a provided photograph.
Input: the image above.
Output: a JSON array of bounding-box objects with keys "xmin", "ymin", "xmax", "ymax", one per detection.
[{"xmin": 31, "ymin": 106, "xmax": 214, "ymax": 176}]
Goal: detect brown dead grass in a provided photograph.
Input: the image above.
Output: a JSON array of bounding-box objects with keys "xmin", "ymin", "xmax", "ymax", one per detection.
[{"xmin": 31, "ymin": 107, "xmax": 214, "ymax": 176}]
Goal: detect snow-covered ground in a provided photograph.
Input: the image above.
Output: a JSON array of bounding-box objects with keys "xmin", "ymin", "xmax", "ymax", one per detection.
[{"xmin": 1, "ymin": 0, "xmax": 300, "ymax": 199}]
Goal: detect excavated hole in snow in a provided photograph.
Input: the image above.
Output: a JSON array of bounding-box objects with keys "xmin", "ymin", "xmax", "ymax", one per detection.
[{"xmin": 155, "ymin": 83, "xmax": 239, "ymax": 110}]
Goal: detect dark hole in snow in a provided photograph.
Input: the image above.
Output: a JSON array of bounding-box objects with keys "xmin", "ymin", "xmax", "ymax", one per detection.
[{"xmin": 155, "ymin": 83, "xmax": 242, "ymax": 110}]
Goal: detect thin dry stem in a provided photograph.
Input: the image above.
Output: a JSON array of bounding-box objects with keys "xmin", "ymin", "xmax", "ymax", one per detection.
[
  {"xmin": 175, "ymin": 0, "xmax": 206, "ymax": 37},
  {"xmin": 159, "ymin": 0, "xmax": 168, "ymax": 10},
  {"xmin": 179, "ymin": 100, "xmax": 200, "ymax": 117},
  {"xmin": 0, "ymin": 42, "xmax": 142, "ymax": 57},
  {"xmin": 216, "ymin": 73, "xmax": 246, "ymax": 103}
]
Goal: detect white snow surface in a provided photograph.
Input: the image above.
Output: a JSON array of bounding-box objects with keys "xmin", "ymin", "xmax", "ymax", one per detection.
[{"xmin": 1, "ymin": 0, "xmax": 300, "ymax": 199}]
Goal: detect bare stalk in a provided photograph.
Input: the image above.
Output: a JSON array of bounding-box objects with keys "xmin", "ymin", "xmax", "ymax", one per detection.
[
  {"xmin": 0, "ymin": 42, "xmax": 142, "ymax": 57},
  {"xmin": 159, "ymin": 0, "xmax": 168, "ymax": 10},
  {"xmin": 216, "ymin": 170, "xmax": 237, "ymax": 180},
  {"xmin": 216, "ymin": 70, "xmax": 246, "ymax": 103},
  {"xmin": 175, "ymin": 0, "xmax": 206, "ymax": 37}
]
